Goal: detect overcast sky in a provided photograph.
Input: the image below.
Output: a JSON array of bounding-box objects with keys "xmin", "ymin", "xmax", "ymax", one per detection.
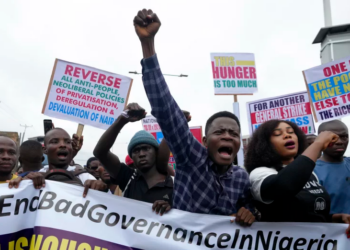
[{"xmin": 1, "ymin": 0, "xmax": 350, "ymax": 166}]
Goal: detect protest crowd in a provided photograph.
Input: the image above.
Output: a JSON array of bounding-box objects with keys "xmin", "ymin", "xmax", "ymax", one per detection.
[{"xmin": 2, "ymin": 8, "xmax": 350, "ymax": 250}]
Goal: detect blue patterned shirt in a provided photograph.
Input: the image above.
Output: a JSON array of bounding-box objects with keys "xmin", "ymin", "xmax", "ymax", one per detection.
[{"xmin": 141, "ymin": 54, "xmax": 254, "ymax": 215}]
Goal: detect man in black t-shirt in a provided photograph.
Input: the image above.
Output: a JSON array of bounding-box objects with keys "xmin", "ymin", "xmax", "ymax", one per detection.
[{"xmin": 94, "ymin": 103, "xmax": 173, "ymax": 215}]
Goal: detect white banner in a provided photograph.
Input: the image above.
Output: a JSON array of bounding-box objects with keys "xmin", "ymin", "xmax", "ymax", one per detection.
[
  {"xmin": 142, "ymin": 115, "xmax": 161, "ymax": 133},
  {"xmin": 42, "ymin": 59, "xmax": 133, "ymax": 130},
  {"xmin": 0, "ymin": 181, "xmax": 348, "ymax": 250}
]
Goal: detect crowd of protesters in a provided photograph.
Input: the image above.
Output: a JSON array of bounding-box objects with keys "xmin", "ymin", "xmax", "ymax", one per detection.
[{"xmin": 1, "ymin": 9, "xmax": 350, "ymax": 238}]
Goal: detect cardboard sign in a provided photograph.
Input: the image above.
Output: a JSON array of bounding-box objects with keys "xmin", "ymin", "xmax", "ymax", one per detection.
[
  {"xmin": 42, "ymin": 59, "xmax": 132, "ymax": 129},
  {"xmin": 246, "ymin": 92, "xmax": 316, "ymax": 135},
  {"xmin": 303, "ymin": 55, "xmax": 350, "ymax": 122},
  {"xmin": 210, "ymin": 53, "xmax": 257, "ymax": 95},
  {"xmin": 142, "ymin": 115, "xmax": 161, "ymax": 133},
  {"xmin": 150, "ymin": 127, "xmax": 203, "ymax": 170}
]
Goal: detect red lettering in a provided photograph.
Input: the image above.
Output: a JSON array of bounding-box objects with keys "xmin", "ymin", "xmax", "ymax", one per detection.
[
  {"xmin": 315, "ymin": 101, "xmax": 322, "ymax": 111},
  {"xmin": 228, "ymin": 67, "xmax": 235, "ymax": 78},
  {"xmin": 340, "ymin": 62, "xmax": 348, "ymax": 72},
  {"xmin": 98, "ymin": 74, "xmax": 107, "ymax": 85},
  {"xmin": 73, "ymin": 67, "xmax": 81, "ymax": 78},
  {"xmin": 236, "ymin": 67, "xmax": 243, "ymax": 78},
  {"xmin": 219, "ymin": 67, "xmax": 227, "ymax": 79},
  {"xmin": 106, "ymin": 76, "xmax": 114, "ymax": 86},
  {"xmin": 211, "ymin": 62, "xmax": 219, "ymax": 79},
  {"xmin": 300, "ymin": 126, "xmax": 308, "ymax": 134},
  {"xmin": 114, "ymin": 78, "xmax": 121, "ymax": 89},
  {"xmin": 56, "ymin": 95, "xmax": 61, "ymax": 101},
  {"xmin": 82, "ymin": 69, "xmax": 91, "ymax": 80},
  {"xmin": 340, "ymin": 94, "xmax": 347, "ymax": 103},
  {"xmin": 90, "ymin": 72, "xmax": 98, "ymax": 82},
  {"xmin": 331, "ymin": 64, "xmax": 341, "ymax": 75},
  {"xmin": 249, "ymin": 67, "xmax": 256, "ymax": 79},
  {"xmin": 323, "ymin": 67, "xmax": 332, "ymax": 77},
  {"xmin": 243, "ymin": 67, "xmax": 249, "ymax": 78},
  {"xmin": 325, "ymin": 99, "xmax": 333, "ymax": 108},
  {"xmin": 65, "ymin": 65, "xmax": 73, "ymax": 75},
  {"xmin": 67, "ymin": 91, "xmax": 72, "ymax": 96}
]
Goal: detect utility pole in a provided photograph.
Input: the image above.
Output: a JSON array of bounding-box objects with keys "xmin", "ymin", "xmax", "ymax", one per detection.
[
  {"xmin": 20, "ymin": 124, "xmax": 32, "ymax": 144},
  {"xmin": 323, "ymin": 0, "xmax": 332, "ymax": 27}
]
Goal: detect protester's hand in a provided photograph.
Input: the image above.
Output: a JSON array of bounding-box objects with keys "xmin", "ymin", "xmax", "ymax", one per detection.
[
  {"xmin": 8, "ymin": 176, "xmax": 23, "ymax": 189},
  {"xmin": 83, "ymin": 180, "xmax": 107, "ymax": 198},
  {"xmin": 332, "ymin": 214, "xmax": 350, "ymax": 238},
  {"xmin": 315, "ymin": 131, "xmax": 339, "ymax": 150},
  {"xmin": 133, "ymin": 9, "xmax": 161, "ymax": 41},
  {"xmin": 182, "ymin": 110, "xmax": 191, "ymax": 123},
  {"xmin": 124, "ymin": 103, "xmax": 146, "ymax": 122},
  {"xmin": 152, "ymin": 200, "xmax": 171, "ymax": 216},
  {"xmin": 72, "ymin": 134, "xmax": 83, "ymax": 157},
  {"xmin": 230, "ymin": 207, "xmax": 255, "ymax": 226}
]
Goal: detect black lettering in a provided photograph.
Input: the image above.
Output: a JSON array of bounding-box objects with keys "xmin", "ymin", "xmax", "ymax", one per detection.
[
  {"xmin": 204, "ymin": 233, "xmax": 217, "ymax": 248},
  {"xmin": 72, "ymin": 200, "xmax": 90, "ymax": 218},
  {"xmin": 279, "ymin": 237, "xmax": 293, "ymax": 250},
  {"xmin": 307, "ymin": 239, "xmax": 318, "ymax": 250},
  {"xmin": 15, "ymin": 198, "xmax": 28, "ymax": 215},
  {"xmin": 173, "ymin": 228, "xmax": 187, "ymax": 242},
  {"xmin": 38, "ymin": 192, "xmax": 56, "ymax": 210},
  {"xmin": 133, "ymin": 219, "xmax": 147, "ymax": 233},
  {"xmin": 218, "ymin": 233, "xmax": 231, "ymax": 248},
  {"xmin": 255, "ymin": 231, "xmax": 272, "ymax": 250},
  {"xmin": 122, "ymin": 215, "xmax": 135, "ymax": 229},
  {"xmin": 231, "ymin": 229, "xmax": 241, "ymax": 248},
  {"xmin": 300, "ymin": 95, "xmax": 305, "ymax": 102},
  {"xmin": 88, "ymin": 204, "xmax": 106, "ymax": 223},
  {"xmin": 146, "ymin": 222, "xmax": 159, "ymax": 235},
  {"xmin": 0, "ymin": 195, "xmax": 13, "ymax": 217},
  {"xmin": 323, "ymin": 239, "xmax": 337, "ymax": 250},
  {"xmin": 156, "ymin": 224, "xmax": 172, "ymax": 239},
  {"xmin": 55, "ymin": 199, "xmax": 72, "ymax": 213},
  {"xmin": 105, "ymin": 212, "xmax": 120, "ymax": 227},
  {"xmin": 293, "ymin": 238, "xmax": 307, "ymax": 250},
  {"xmin": 317, "ymin": 235, "xmax": 326, "ymax": 250},
  {"xmin": 272, "ymin": 231, "xmax": 281, "ymax": 250},
  {"xmin": 189, "ymin": 231, "xmax": 203, "ymax": 245},
  {"xmin": 239, "ymin": 235, "xmax": 253, "ymax": 250},
  {"xmin": 29, "ymin": 190, "xmax": 42, "ymax": 212}
]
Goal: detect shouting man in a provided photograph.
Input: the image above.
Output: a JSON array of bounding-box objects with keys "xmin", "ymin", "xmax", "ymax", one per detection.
[{"xmin": 132, "ymin": 9, "xmax": 255, "ymax": 224}]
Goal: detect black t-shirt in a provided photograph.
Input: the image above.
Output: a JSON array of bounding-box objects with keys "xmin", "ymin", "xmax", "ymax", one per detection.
[
  {"xmin": 256, "ymin": 174, "xmax": 331, "ymax": 222},
  {"xmin": 111, "ymin": 163, "xmax": 173, "ymax": 205},
  {"xmin": 250, "ymin": 156, "xmax": 332, "ymax": 223}
]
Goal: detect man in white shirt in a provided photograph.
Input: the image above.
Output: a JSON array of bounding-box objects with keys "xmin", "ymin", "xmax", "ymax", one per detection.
[{"xmin": 9, "ymin": 128, "xmax": 106, "ymax": 197}]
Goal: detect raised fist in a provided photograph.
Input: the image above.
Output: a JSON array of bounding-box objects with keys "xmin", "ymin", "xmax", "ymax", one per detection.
[{"xmin": 133, "ymin": 9, "xmax": 161, "ymax": 41}]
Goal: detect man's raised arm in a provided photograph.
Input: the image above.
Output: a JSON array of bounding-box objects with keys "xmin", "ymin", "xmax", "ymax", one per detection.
[
  {"xmin": 93, "ymin": 103, "xmax": 146, "ymax": 179},
  {"xmin": 134, "ymin": 9, "xmax": 204, "ymax": 166}
]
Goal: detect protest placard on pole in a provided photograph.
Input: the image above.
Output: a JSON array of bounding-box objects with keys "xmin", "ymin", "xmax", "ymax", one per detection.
[
  {"xmin": 303, "ymin": 55, "xmax": 350, "ymax": 122},
  {"xmin": 210, "ymin": 53, "xmax": 257, "ymax": 95},
  {"xmin": 246, "ymin": 92, "xmax": 316, "ymax": 135},
  {"xmin": 42, "ymin": 59, "xmax": 133, "ymax": 130}
]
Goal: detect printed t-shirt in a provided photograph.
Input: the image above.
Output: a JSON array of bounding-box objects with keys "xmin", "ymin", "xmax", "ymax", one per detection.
[{"xmin": 250, "ymin": 166, "xmax": 331, "ymax": 222}]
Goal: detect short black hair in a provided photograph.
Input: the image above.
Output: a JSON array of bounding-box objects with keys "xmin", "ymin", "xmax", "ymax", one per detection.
[
  {"xmin": 245, "ymin": 120, "xmax": 307, "ymax": 173},
  {"xmin": 205, "ymin": 111, "xmax": 241, "ymax": 136},
  {"xmin": 86, "ymin": 157, "xmax": 98, "ymax": 168},
  {"xmin": 20, "ymin": 140, "xmax": 43, "ymax": 163},
  {"xmin": 318, "ymin": 120, "xmax": 347, "ymax": 134},
  {"xmin": 44, "ymin": 128, "xmax": 69, "ymax": 145}
]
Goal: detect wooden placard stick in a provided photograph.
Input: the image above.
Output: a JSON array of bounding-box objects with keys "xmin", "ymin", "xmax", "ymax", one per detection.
[{"xmin": 76, "ymin": 124, "xmax": 84, "ymax": 146}]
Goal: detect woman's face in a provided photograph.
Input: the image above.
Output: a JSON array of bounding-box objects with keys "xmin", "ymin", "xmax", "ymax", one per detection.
[{"xmin": 270, "ymin": 122, "xmax": 299, "ymax": 161}]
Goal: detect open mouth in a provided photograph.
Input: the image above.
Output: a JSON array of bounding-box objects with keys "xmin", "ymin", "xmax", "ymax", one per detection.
[
  {"xmin": 284, "ymin": 140, "xmax": 296, "ymax": 149},
  {"xmin": 57, "ymin": 151, "xmax": 68, "ymax": 159},
  {"xmin": 218, "ymin": 146, "xmax": 233, "ymax": 158}
]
